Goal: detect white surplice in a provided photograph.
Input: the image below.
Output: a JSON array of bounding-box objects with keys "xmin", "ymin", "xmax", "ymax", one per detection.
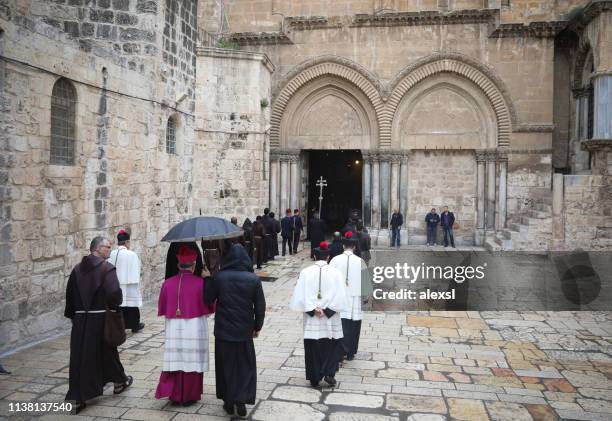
[
  {"xmin": 109, "ymin": 246, "xmax": 143, "ymax": 307},
  {"xmin": 329, "ymin": 250, "xmax": 369, "ymax": 321},
  {"xmin": 163, "ymin": 316, "xmax": 209, "ymax": 373},
  {"xmin": 290, "ymin": 260, "xmax": 348, "ymax": 340}
]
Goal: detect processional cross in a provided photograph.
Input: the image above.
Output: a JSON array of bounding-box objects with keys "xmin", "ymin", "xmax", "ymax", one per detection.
[{"xmin": 316, "ymin": 176, "xmax": 327, "ymax": 216}]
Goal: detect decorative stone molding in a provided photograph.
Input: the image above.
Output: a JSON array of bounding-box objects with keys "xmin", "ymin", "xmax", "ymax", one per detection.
[
  {"xmin": 569, "ymin": 1, "xmax": 612, "ymax": 30},
  {"xmin": 386, "ymin": 53, "xmax": 516, "ymax": 148},
  {"xmin": 582, "ymin": 139, "xmax": 612, "ymax": 151},
  {"xmin": 270, "ymin": 56, "xmax": 385, "ymax": 148},
  {"xmin": 572, "ymin": 42, "xmax": 592, "ymax": 89},
  {"xmin": 514, "ymin": 124, "xmax": 555, "ymax": 133},
  {"xmin": 285, "ymin": 16, "xmax": 332, "ymax": 30},
  {"xmin": 271, "ymin": 53, "xmax": 517, "ymax": 149},
  {"xmin": 271, "ymin": 148, "xmax": 300, "ymax": 162},
  {"xmin": 351, "ymin": 9, "xmax": 496, "ymax": 28},
  {"xmin": 488, "ymin": 21, "xmax": 567, "ymax": 38},
  {"xmin": 197, "ymin": 47, "xmax": 275, "ymax": 73},
  {"xmin": 227, "ymin": 31, "xmax": 293, "ymax": 46},
  {"xmin": 497, "ymin": 151, "xmax": 509, "ymax": 162},
  {"xmin": 475, "ymin": 150, "xmax": 488, "ymax": 162},
  {"xmin": 508, "ymin": 149, "xmax": 553, "ymax": 154}
]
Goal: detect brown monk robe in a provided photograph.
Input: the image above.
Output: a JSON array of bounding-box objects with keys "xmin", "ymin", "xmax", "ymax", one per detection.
[
  {"xmin": 242, "ymin": 218, "xmax": 254, "ymax": 261},
  {"xmin": 252, "ymin": 216, "xmax": 266, "ymax": 270},
  {"xmin": 202, "ymin": 239, "xmax": 225, "ymax": 275}
]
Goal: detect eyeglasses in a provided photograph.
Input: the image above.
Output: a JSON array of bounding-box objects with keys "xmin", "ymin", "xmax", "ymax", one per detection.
[{"xmin": 99, "ymin": 245, "xmax": 111, "ymax": 249}]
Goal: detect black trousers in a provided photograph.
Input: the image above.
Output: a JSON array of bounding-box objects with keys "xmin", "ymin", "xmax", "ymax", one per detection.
[
  {"xmin": 304, "ymin": 338, "xmax": 343, "ymax": 382},
  {"xmin": 341, "ymin": 318, "xmax": 362, "ymax": 358},
  {"xmin": 282, "ymin": 236, "xmax": 293, "ymax": 255},
  {"xmin": 215, "ymin": 339, "xmax": 257, "ymax": 405},
  {"xmin": 121, "ymin": 307, "xmax": 141, "ymax": 330},
  {"xmin": 292, "ymin": 232, "xmax": 300, "ymax": 253}
]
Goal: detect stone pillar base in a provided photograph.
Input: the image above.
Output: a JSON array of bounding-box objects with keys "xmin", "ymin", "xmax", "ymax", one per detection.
[{"xmin": 474, "ymin": 228, "xmax": 486, "ymax": 246}]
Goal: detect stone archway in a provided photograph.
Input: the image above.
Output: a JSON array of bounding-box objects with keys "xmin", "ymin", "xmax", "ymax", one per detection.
[{"xmin": 269, "ymin": 58, "xmax": 382, "ymax": 220}]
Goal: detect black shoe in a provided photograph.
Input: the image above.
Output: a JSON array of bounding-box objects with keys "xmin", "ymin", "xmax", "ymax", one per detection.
[
  {"xmin": 132, "ymin": 323, "xmax": 145, "ymax": 333},
  {"xmin": 323, "ymin": 376, "xmax": 336, "ymax": 386},
  {"xmin": 346, "ymin": 354, "xmax": 355, "ymax": 361},
  {"xmin": 310, "ymin": 380, "xmax": 319, "ymax": 387},
  {"xmin": 182, "ymin": 400, "xmax": 197, "ymax": 407},
  {"xmin": 74, "ymin": 402, "xmax": 86, "ymax": 414},
  {"xmin": 257, "ymin": 266, "xmax": 262, "ymax": 270},
  {"xmin": 236, "ymin": 403, "xmax": 247, "ymax": 417},
  {"xmin": 223, "ymin": 402, "xmax": 234, "ymax": 415}
]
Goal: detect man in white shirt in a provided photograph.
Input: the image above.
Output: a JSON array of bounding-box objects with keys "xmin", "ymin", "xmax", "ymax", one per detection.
[
  {"xmin": 329, "ymin": 231, "xmax": 372, "ymax": 361},
  {"xmin": 109, "ymin": 229, "xmax": 144, "ymax": 333},
  {"xmin": 290, "ymin": 241, "xmax": 347, "ymax": 387}
]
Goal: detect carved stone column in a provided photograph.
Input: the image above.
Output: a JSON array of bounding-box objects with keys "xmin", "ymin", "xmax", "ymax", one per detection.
[
  {"xmin": 362, "ymin": 151, "xmax": 372, "ymax": 228},
  {"xmin": 380, "ymin": 155, "xmax": 390, "ymax": 229},
  {"xmin": 288, "ymin": 151, "xmax": 300, "ymax": 211},
  {"xmin": 279, "ymin": 156, "xmax": 289, "ymax": 214},
  {"xmin": 269, "ymin": 151, "xmax": 280, "ymax": 214},
  {"xmin": 390, "ymin": 153, "xmax": 401, "ymax": 215},
  {"xmin": 496, "ymin": 151, "xmax": 508, "ymax": 230},
  {"xmin": 371, "ymin": 154, "xmax": 380, "ymax": 229},
  {"xmin": 593, "ymin": 74, "xmax": 612, "ymax": 140},
  {"xmin": 475, "ymin": 150, "xmax": 487, "ymax": 233},
  {"xmin": 485, "ymin": 150, "xmax": 497, "ymax": 230}
]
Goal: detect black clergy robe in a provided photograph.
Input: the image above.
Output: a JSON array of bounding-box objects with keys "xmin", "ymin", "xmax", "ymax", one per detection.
[{"xmin": 64, "ymin": 255, "xmax": 128, "ymax": 402}]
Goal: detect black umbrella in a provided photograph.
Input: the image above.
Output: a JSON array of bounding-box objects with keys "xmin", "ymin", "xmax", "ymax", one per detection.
[{"xmin": 161, "ymin": 216, "xmax": 242, "ymax": 242}]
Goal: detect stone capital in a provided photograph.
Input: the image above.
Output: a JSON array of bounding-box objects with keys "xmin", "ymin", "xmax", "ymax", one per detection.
[{"xmin": 582, "ymin": 139, "xmax": 612, "ymax": 151}]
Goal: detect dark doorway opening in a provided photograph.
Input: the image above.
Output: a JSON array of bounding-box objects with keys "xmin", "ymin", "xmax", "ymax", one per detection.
[{"xmin": 307, "ymin": 150, "xmax": 362, "ymax": 233}]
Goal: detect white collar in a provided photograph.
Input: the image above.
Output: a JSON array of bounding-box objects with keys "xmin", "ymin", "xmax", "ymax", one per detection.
[
  {"xmin": 343, "ymin": 250, "xmax": 354, "ymax": 256},
  {"xmin": 117, "ymin": 246, "xmax": 128, "ymax": 250},
  {"xmin": 315, "ymin": 260, "xmax": 328, "ymax": 266}
]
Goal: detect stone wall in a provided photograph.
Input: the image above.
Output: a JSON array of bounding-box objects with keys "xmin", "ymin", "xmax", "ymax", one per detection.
[
  {"xmin": 406, "ymin": 150, "xmax": 477, "ymax": 245},
  {"xmin": 193, "ymin": 47, "xmax": 273, "ymax": 222},
  {"xmin": 563, "ymin": 174, "xmax": 612, "ymax": 249},
  {"xmin": 0, "ymin": 0, "xmax": 198, "ymax": 353}
]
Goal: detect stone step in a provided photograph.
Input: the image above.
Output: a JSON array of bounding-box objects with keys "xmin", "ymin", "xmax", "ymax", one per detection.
[
  {"xmin": 519, "ymin": 215, "xmax": 552, "ymax": 226},
  {"xmin": 484, "ymin": 237, "xmax": 501, "ymax": 252}
]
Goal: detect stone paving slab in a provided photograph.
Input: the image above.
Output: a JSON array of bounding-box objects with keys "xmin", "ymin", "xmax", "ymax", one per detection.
[{"xmin": 0, "ymin": 249, "xmax": 612, "ymax": 420}]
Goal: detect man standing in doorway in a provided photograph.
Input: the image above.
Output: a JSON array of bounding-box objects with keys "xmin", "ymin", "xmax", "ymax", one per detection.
[
  {"xmin": 390, "ymin": 209, "xmax": 403, "ymax": 249},
  {"xmin": 281, "ymin": 209, "xmax": 294, "ymax": 256},
  {"xmin": 292, "ymin": 209, "xmax": 303, "ymax": 253},
  {"xmin": 425, "ymin": 208, "xmax": 440, "ymax": 246},
  {"xmin": 440, "ymin": 206, "xmax": 456, "ymax": 248}
]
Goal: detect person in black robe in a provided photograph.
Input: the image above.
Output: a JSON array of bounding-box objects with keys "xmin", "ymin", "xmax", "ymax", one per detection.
[
  {"xmin": 242, "ymin": 218, "xmax": 254, "ymax": 260},
  {"xmin": 64, "ymin": 236, "xmax": 133, "ymax": 413},
  {"xmin": 329, "ymin": 231, "xmax": 343, "ymax": 261},
  {"xmin": 204, "ymin": 244, "xmax": 266, "ymax": 417},
  {"xmin": 308, "ymin": 213, "xmax": 327, "ymax": 260},
  {"xmin": 252, "ymin": 216, "xmax": 266, "ymax": 269},
  {"xmin": 262, "ymin": 208, "xmax": 274, "ymax": 262},
  {"xmin": 357, "ymin": 222, "xmax": 371, "ymax": 266},
  {"xmin": 166, "ymin": 241, "xmax": 203, "ymax": 279},
  {"xmin": 269, "ymin": 212, "xmax": 281, "ymax": 258}
]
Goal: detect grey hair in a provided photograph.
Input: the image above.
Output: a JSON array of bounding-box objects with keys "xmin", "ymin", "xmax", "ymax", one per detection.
[{"xmin": 90, "ymin": 236, "xmax": 108, "ymax": 252}]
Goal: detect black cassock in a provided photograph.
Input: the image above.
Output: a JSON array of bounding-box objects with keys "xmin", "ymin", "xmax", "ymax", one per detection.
[
  {"xmin": 64, "ymin": 255, "xmax": 128, "ymax": 402},
  {"xmin": 270, "ymin": 218, "xmax": 281, "ymax": 257},
  {"xmin": 165, "ymin": 241, "xmax": 203, "ymax": 278},
  {"xmin": 308, "ymin": 218, "xmax": 327, "ymax": 258}
]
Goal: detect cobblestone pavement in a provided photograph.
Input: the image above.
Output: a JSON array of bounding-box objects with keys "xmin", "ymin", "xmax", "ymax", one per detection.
[{"xmin": 1, "ymin": 249, "xmax": 612, "ymax": 420}]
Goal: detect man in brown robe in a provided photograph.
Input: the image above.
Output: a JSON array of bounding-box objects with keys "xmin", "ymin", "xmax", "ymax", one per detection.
[
  {"xmin": 64, "ymin": 236, "xmax": 133, "ymax": 413},
  {"xmin": 252, "ymin": 216, "xmax": 266, "ymax": 269}
]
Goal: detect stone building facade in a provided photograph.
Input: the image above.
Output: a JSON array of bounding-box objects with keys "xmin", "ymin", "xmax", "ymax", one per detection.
[
  {"xmin": 209, "ymin": 0, "xmax": 612, "ymax": 249},
  {"xmin": 1, "ymin": 0, "xmax": 611, "ymax": 352}
]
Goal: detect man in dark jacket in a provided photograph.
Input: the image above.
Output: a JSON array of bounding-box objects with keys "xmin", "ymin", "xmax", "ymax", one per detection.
[
  {"xmin": 440, "ymin": 206, "xmax": 456, "ymax": 248},
  {"xmin": 204, "ymin": 244, "xmax": 266, "ymax": 417},
  {"xmin": 390, "ymin": 209, "xmax": 403, "ymax": 249},
  {"xmin": 65, "ymin": 236, "xmax": 133, "ymax": 413},
  {"xmin": 357, "ymin": 223, "xmax": 372, "ymax": 266},
  {"xmin": 328, "ymin": 231, "xmax": 343, "ymax": 261},
  {"xmin": 280, "ymin": 208, "xmax": 294, "ymax": 256},
  {"xmin": 425, "ymin": 208, "xmax": 440, "ymax": 246},
  {"xmin": 308, "ymin": 212, "xmax": 327, "ymax": 260},
  {"xmin": 292, "ymin": 209, "xmax": 304, "ymax": 253}
]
